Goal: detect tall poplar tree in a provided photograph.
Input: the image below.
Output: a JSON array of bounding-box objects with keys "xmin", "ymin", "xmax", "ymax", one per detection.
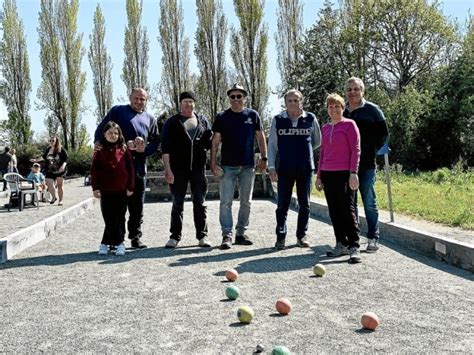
[
  {"xmin": 0, "ymin": 0, "xmax": 32, "ymax": 144},
  {"xmin": 37, "ymin": 0, "xmax": 68, "ymax": 148},
  {"xmin": 88, "ymin": 4, "xmax": 113, "ymax": 122},
  {"xmin": 58, "ymin": 0, "xmax": 86, "ymax": 150},
  {"xmin": 158, "ymin": 0, "xmax": 191, "ymax": 113},
  {"xmin": 122, "ymin": 0, "xmax": 149, "ymax": 92},
  {"xmin": 230, "ymin": 0, "xmax": 269, "ymax": 116},
  {"xmin": 275, "ymin": 0, "xmax": 303, "ymax": 93},
  {"xmin": 194, "ymin": 0, "xmax": 228, "ymax": 121}
]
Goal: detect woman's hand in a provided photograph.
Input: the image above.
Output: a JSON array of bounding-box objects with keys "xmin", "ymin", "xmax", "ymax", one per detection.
[
  {"xmin": 349, "ymin": 173, "xmax": 359, "ymax": 190},
  {"xmin": 93, "ymin": 190, "xmax": 101, "ymax": 198},
  {"xmin": 316, "ymin": 178, "xmax": 324, "ymax": 191},
  {"xmin": 126, "ymin": 190, "xmax": 134, "ymax": 197}
]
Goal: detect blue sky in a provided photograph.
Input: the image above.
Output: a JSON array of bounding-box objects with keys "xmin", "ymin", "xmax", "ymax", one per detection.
[{"xmin": 0, "ymin": 0, "xmax": 471, "ymax": 144}]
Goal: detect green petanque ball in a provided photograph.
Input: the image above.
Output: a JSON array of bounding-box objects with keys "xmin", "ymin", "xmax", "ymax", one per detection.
[
  {"xmin": 225, "ymin": 285, "xmax": 240, "ymax": 300},
  {"xmin": 237, "ymin": 305, "xmax": 254, "ymax": 324},
  {"xmin": 313, "ymin": 263, "xmax": 326, "ymax": 277},
  {"xmin": 272, "ymin": 345, "xmax": 291, "ymax": 355}
]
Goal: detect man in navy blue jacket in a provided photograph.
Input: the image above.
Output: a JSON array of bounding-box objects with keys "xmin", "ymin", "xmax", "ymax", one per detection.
[
  {"xmin": 343, "ymin": 77, "xmax": 389, "ymax": 253},
  {"xmin": 161, "ymin": 91, "xmax": 213, "ymax": 249},
  {"xmin": 95, "ymin": 88, "xmax": 159, "ymax": 249}
]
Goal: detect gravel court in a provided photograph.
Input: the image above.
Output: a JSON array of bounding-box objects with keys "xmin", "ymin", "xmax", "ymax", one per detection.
[{"xmin": 0, "ymin": 200, "xmax": 473, "ymax": 353}]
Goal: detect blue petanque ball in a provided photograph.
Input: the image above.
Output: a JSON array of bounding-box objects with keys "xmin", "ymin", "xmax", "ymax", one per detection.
[
  {"xmin": 272, "ymin": 345, "xmax": 291, "ymax": 355},
  {"xmin": 225, "ymin": 285, "xmax": 240, "ymax": 300}
]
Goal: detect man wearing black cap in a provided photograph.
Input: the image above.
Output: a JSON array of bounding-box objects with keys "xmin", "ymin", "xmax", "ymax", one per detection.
[
  {"xmin": 162, "ymin": 91, "xmax": 213, "ymax": 249},
  {"xmin": 211, "ymin": 83, "xmax": 268, "ymax": 250}
]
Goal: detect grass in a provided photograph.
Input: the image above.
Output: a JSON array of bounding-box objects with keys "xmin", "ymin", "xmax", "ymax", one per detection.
[{"xmin": 312, "ymin": 167, "xmax": 474, "ymax": 230}]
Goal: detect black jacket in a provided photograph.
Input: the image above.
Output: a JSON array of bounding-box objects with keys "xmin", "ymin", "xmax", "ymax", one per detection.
[{"xmin": 161, "ymin": 113, "xmax": 212, "ymax": 172}]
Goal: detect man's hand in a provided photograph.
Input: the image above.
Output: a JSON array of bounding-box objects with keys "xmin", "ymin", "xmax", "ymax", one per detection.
[
  {"xmin": 211, "ymin": 162, "xmax": 221, "ymax": 177},
  {"xmin": 257, "ymin": 158, "xmax": 267, "ymax": 173},
  {"xmin": 134, "ymin": 137, "xmax": 145, "ymax": 153},
  {"xmin": 93, "ymin": 190, "xmax": 101, "ymax": 198},
  {"xmin": 269, "ymin": 169, "xmax": 278, "ymax": 182},
  {"xmin": 126, "ymin": 190, "xmax": 134, "ymax": 197},
  {"xmin": 315, "ymin": 178, "xmax": 324, "ymax": 191},
  {"xmin": 165, "ymin": 168, "xmax": 174, "ymax": 184},
  {"xmin": 94, "ymin": 141, "xmax": 103, "ymax": 152}
]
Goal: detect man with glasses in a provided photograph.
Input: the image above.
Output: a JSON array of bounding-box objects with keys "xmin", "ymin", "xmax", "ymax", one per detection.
[
  {"xmin": 268, "ymin": 89, "xmax": 321, "ymax": 250},
  {"xmin": 211, "ymin": 83, "xmax": 268, "ymax": 250},
  {"xmin": 343, "ymin": 77, "xmax": 389, "ymax": 253}
]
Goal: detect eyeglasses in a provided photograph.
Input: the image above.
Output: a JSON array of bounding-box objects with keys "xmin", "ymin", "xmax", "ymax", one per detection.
[{"xmin": 229, "ymin": 94, "xmax": 243, "ymax": 100}]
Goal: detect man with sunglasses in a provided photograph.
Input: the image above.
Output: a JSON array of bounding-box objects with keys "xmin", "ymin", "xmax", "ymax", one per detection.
[
  {"xmin": 268, "ymin": 89, "xmax": 321, "ymax": 250},
  {"xmin": 211, "ymin": 83, "xmax": 268, "ymax": 250}
]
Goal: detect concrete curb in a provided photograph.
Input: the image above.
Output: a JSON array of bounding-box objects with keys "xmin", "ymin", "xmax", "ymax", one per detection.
[
  {"xmin": 270, "ymin": 184, "xmax": 474, "ymax": 273},
  {"xmin": 0, "ymin": 197, "xmax": 98, "ymax": 263}
]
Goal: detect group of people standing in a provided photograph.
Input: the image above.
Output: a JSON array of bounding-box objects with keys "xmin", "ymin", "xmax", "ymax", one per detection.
[{"xmin": 91, "ymin": 77, "xmax": 388, "ymax": 264}]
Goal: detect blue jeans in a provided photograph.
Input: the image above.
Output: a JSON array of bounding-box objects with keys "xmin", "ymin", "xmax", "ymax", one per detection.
[
  {"xmin": 275, "ymin": 170, "xmax": 312, "ymax": 240},
  {"xmin": 357, "ymin": 168, "xmax": 379, "ymax": 239},
  {"xmin": 219, "ymin": 166, "xmax": 255, "ymax": 236}
]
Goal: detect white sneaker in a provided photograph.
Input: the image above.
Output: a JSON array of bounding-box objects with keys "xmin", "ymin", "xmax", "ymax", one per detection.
[
  {"xmin": 165, "ymin": 238, "xmax": 179, "ymax": 249},
  {"xmin": 366, "ymin": 239, "xmax": 379, "ymax": 252},
  {"xmin": 115, "ymin": 243, "xmax": 126, "ymax": 256},
  {"xmin": 327, "ymin": 242, "xmax": 350, "ymax": 257},
  {"xmin": 349, "ymin": 247, "xmax": 362, "ymax": 263},
  {"xmin": 198, "ymin": 237, "xmax": 212, "ymax": 247},
  {"xmin": 98, "ymin": 244, "xmax": 108, "ymax": 255}
]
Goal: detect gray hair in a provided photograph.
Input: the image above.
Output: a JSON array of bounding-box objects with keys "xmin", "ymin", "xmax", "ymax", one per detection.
[
  {"xmin": 284, "ymin": 89, "xmax": 304, "ymax": 101},
  {"xmin": 345, "ymin": 77, "xmax": 365, "ymax": 92}
]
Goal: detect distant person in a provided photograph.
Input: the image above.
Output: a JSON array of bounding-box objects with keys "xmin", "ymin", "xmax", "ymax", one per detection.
[
  {"xmin": 162, "ymin": 91, "xmax": 213, "ymax": 249},
  {"xmin": 211, "ymin": 83, "xmax": 268, "ymax": 250},
  {"xmin": 91, "ymin": 121, "xmax": 135, "ymax": 256},
  {"xmin": 344, "ymin": 77, "xmax": 389, "ymax": 252},
  {"xmin": 27, "ymin": 163, "xmax": 47, "ymax": 201},
  {"xmin": 268, "ymin": 89, "xmax": 321, "ymax": 250},
  {"xmin": 95, "ymin": 87, "xmax": 159, "ymax": 249},
  {"xmin": 0, "ymin": 146, "xmax": 12, "ymax": 191},
  {"xmin": 316, "ymin": 93, "xmax": 361, "ymax": 263},
  {"xmin": 9, "ymin": 148, "xmax": 18, "ymax": 173},
  {"xmin": 40, "ymin": 135, "xmax": 68, "ymax": 206}
]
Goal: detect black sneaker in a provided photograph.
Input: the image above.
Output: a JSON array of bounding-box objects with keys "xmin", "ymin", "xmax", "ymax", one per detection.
[
  {"xmin": 220, "ymin": 236, "xmax": 232, "ymax": 250},
  {"xmin": 235, "ymin": 235, "xmax": 253, "ymax": 245},
  {"xmin": 296, "ymin": 236, "xmax": 310, "ymax": 248},
  {"xmin": 131, "ymin": 238, "xmax": 147, "ymax": 249},
  {"xmin": 274, "ymin": 238, "xmax": 286, "ymax": 250}
]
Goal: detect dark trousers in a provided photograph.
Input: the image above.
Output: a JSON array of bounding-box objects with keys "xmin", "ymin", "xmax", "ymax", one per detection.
[
  {"xmin": 100, "ymin": 191, "xmax": 127, "ymax": 246},
  {"xmin": 321, "ymin": 170, "xmax": 360, "ymax": 248},
  {"xmin": 169, "ymin": 167, "xmax": 208, "ymax": 240},
  {"xmin": 127, "ymin": 176, "xmax": 145, "ymax": 240},
  {"xmin": 275, "ymin": 169, "xmax": 312, "ymax": 240}
]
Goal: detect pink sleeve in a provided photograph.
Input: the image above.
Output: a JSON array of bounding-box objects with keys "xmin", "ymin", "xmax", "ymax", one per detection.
[
  {"xmin": 347, "ymin": 121, "xmax": 360, "ymax": 172},
  {"xmin": 317, "ymin": 125, "xmax": 325, "ymax": 178}
]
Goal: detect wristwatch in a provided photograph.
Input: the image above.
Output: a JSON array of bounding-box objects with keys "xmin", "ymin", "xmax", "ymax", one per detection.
[{"xmin": 261, "ymin": 157, "xmax": 268, "ymax": 161}]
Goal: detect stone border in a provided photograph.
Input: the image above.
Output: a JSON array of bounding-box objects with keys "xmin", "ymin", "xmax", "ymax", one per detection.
[
  {"xmin": 0, "ymin": 197, "xmax": 98, "ymax": 263},
  {"xmin": 268, "ymin": 182, "xmax": 474, "ymax": 273}
]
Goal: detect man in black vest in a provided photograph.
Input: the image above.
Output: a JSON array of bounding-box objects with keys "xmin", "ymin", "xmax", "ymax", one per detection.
[{"xmin": 268, "ymin": 89, "xmax": 321, "ymax": 249}]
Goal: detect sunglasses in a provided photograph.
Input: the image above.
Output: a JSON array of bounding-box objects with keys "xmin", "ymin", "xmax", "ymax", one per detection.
[{"xmin": 229, "ymin": 94, "xmax": 243, "ymax": 100}]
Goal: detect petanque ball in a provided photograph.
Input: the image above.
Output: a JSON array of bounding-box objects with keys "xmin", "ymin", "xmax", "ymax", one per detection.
[
  {"xmin": 225, "ymin": 268, "xmax": 238, "ymax": 282},
  {"xmin": 272, "ymin": 345, "xmax": 291, "ymax": 355},
  {"xmin": 361, "ymin": 312, "xmax": 380, "ymax": 330},
  {"xmin": 275, "ymin": 298, "xmax": 292, "ymax": 315},
  {"xmin": 313, "ymin": 263, "xmax": 326, "ymax": 277},
  {"xmin": 237, "ymin": 306, "xmax": 254, "ymax": 324},
  {"xmin": 225, "ymin": 285, "xmax": 240, "ymax": 300}
]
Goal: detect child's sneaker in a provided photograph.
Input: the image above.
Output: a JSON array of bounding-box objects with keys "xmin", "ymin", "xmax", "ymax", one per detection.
[
  {"xmin": 98, "ymin": 244, "xmax": 108, "ymax": 255},
  {"xmin": 115, "ymin": 243, "xmax": 126, "ymax": 256}
]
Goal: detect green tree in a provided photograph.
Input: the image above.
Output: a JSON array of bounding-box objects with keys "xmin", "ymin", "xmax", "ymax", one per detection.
[
  {"xmin": 194, "ymin": 0, "xmax": 228, "ymax": 122},
  {"xmin": 230, "ymin": 0, "xmax": 269, "ymax": 117},
  {"xmin": 122, "ymin": 0, "xmax": 149, "ymax": 92},
  {"xmin": 274, "ymin": 0, "xmax": 303, "ymax": 93},
  {"xmin": 158, "ymin": 0, "xmax": 191, "ymax": 113},
  {"xmin": 88, "ymin": 4, "xmax": 113, "ymax": 123},
  {"xmin": 37, "ymin": 0, "xmax": 68, "ymax": 149},
  {"xmin": 0, "ymin": 0, "xmax": 32, "ymax": 145},
  {"xmin": 58, "ymin": 0, "xmax": 86, "ymax": 150}
]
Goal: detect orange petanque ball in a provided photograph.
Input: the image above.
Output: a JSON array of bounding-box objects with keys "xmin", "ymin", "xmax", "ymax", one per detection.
[
  {"xmin": 361, "ymin": 312, "xmax": 380, "ymax": 330},
  {"xmin": 225, "ymin": 268, "xmax": 239, "ymax": 282},
  {"xmin": 275, "ymin": 298, "xmax": 292, "ymax": 315}
]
